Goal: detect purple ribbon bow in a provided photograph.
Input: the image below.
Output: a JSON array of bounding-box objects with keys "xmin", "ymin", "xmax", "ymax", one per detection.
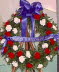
[{"xmin": 18, "ymin": 0, "xmax": 43, "ymax": 37}]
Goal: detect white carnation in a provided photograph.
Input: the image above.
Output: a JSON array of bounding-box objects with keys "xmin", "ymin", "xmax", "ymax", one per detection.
[
  {"xmin": 0, "ymin": 39, "xmax": 6, "ymax": 44},
  {"xmin": 35, "ymin": 33, "xmax": 40, "ymax": 37},
  {"xmin": 13, "ymin": 45, "xmax": 18, "ymax": 51},
  {"xmin": 12, "ymin": 61, "xmax": 18, "ymax": 67},
  {"xmin": 0, "ymin": 28, "xmax": 4, "ymax": 32},
  {"xmin": 37, "ymin": 64, "xmax": 43, "ymax": 68},
  {"xmin": 42, "ymin": 43, "xmax": 48, "ymax": 49},
  {"xmin": 5, "ymin": 58, "xmax": 9, "ymax": 62},
  {"xmin": 19, "ymin": 56, "xmax": 26, "ymax": 63},
  {"xmin": 28, "ymin": 29, "xmax": 31, "ymax": 33},
  {"xmin": 40, "ymin": 19, "xmax": 46, "ymax": 26},
  {"xmin": 50, "ymin": 55, "xmax": 53, "ymax": 58},
  {"xmin": 12, "ymin": 28, "xmax": 18, "ymax": 34},
  {"xmin": 14, "ymin": 17, "xmax": 20, "ymax": 24},
  {"xmin": 6, "ymin": 25, "xmax": 12, "ymax": 31},
  {"xmin": 26, "ymin": 51, "xmax": 31, "ymax": 58},
  {"xmin": 52, "ymin": 25, "xmax": 57, "ymax": 30},
  {"xmin": 46, "ymin": 56, "xmax": 50, "ymax": 61}
]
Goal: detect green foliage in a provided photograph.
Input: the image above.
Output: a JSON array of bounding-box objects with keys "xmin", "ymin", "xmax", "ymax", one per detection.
[{"xmin": 0, "ymin": 11, "xmax": 58, "ymax": 71}]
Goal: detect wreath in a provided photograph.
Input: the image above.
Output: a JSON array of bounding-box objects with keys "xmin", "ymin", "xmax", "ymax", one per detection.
[{"xmin": 0, "ymin": 0, "xmax": 58, "ymax": 72}]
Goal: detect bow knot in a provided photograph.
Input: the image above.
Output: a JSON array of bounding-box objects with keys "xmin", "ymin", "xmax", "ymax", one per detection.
[{"xmin": 18, "ymin": 0, "xmax": 43, "ymax": 17}]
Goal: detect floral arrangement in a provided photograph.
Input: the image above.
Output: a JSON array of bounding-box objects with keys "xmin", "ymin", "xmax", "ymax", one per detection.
[{"xmin": 0, "ymin": 0, "xmax": 58, "ymax": 72}]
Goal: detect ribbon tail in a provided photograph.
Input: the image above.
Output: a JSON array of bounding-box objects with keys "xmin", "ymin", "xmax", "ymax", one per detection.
[
  {"xmin": 54, "ymin": 33, "xmax": 59, "ymax": 40},
  {"xmin": 21, "ymin": 18, "xmax": 27, "ymax": 37},
  {"xmin": 31, "ymin": 17, "xmax": 35, "ymax": 37},
  {"xmin": 2, "ymin": 40, "xmax": 7, "ymax": 54}
]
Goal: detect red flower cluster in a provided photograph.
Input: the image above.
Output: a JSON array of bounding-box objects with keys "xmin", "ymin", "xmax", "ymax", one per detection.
[
  {"xmin": 54, "ymin": 47, "xmax": 58, "ymax": 51},
  {"xmin": 46, "ymin": 22, "xmax": 53, "ymax": 28},
  {"xmin": 46, "ymin": 30, "xmax": 52, "ymax": 35},
  {"xmin": 5, "ymin": 32, "xmax": 11, "ymax": 37},
  {"xmin": 4, "ymin": 47, "xmax": 8, "ymax": 53},
  {"xmin": 13, "ymin": 13, "xmax": 17, "ymax": 16},
  {"xmin": 8, "ymin": 52, "xmax": 15, "ymax": 59},
  {"xmin": 4, "ymin": 21, "xmax": 10, "ymax": 26},
  {"xmin": 50, "ymin": 39, "xmax": 55, "ymax": 45},
  {"xmin": 7, "ymin": 40, "xmax": 14, "ymax": 46},
  {"xmin": 41, "ymin": 13, "xmax": 45, "ymax": 17},
  {"xmin": 34, "ymin": 52, "xmax": 41, "ymax": 59},
  {"xmin": 16, "ymin": 51, "xmax": 24, "ymax": 57},
  {"xmin": 0, "ymin": 36, "xmax": 3, "ymax": 40},
  {"xmin": 20, "ymin": 18, "xmax": 22, "ymax": 22},
  {"xmin": 34, "ymin": 14, "xmax": 40, "ymax": 20},
  {"xmin": 34, "ymin": 13, "xmax": 45, "ymax": 20},
  {"xmin": 26, "ymin": 63, "xmax": 33, "ymax": 68},
  {"xmin": 44, "ymin": 48, "xmax": 51, "ymax": 54}
]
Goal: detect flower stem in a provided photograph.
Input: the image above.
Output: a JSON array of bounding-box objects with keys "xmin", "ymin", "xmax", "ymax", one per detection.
[
  {"xmin": 12, "ymin": 66, "xmax": 16, "ymax": 72},
  {"xmin": 26, "ymin": 70, "xmax": 30, "ymax": 72},
  {"xmin": 39, "ymin": 69, "xmax": 43, "ymax": 72}
]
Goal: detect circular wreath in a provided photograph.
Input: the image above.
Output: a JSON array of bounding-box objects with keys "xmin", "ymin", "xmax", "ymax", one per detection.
[{"xmin": 0, "ymin": 10, "xmax": 58, "ymax": 71}]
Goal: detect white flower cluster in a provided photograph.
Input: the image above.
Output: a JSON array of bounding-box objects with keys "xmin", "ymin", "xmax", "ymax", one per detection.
[
  {"xmin": 12, "ymin": 28, "xmax": 18, "ymax": 34},
  {"xmin": 12, "ymin": 61, "xmax": 18, "ymax": 67},
  {"xmin": 46, "ymin": 55, "xmax": 52, "ymax": 61},
  {"xmin": 52, "ymin": 25, "xmax": 57, "ymax": 30},
  {"xmin": 42, "ymin": 43, "xmax": 48, "ymax": 49},
  {"xmin": 14, "ymin": 17, "xmax": 20, "ymax": 24},
  {"xmin": 18, "ymin": 51, "xmax": 31, "ymax": 63},
  {"xmin": 37, "ymin": 64, "xmax": 43, "ymax": 68},
  {"xmin": 19, "ymin": 56, "xmax": 26, "ymax": 63},
  {"xmin": 40, "ymin": 19, "xmax": 46, "ymax": 26},
  {"xmin": 6, "ymin": 25, "xmax": 12, "ymax": 32},
  {"xmin": 26, "ymin": 51, "xmax": 31, "ymax": 58},
  {"xmin": 0, "ymin": 28, "xmax": 4, "ymax": 32},
  {"xmin": 0, "ymin": 39, "xmax": 6, "ymax": 44},
  {"xmin": 5, "ymin": 58, "xmax": 9, "ymax": 62},
  {"xmin": 13, "ymin": 45, "xmax": 18, "ymax": 51}
]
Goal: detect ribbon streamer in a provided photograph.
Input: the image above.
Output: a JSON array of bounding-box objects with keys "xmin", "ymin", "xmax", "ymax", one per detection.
[
  {"xmin": 2, "ymin": 33, "xmax": 59, "ymax": 53},
  {"xmin": 8, "ymin": 33, "xmax": 59, "ymax": 42}
]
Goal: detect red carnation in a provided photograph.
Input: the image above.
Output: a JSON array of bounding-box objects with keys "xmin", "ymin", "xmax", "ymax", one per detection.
[
  {"xmin": 34, "ymin": 14, "xmax": 40, "ymax": 20},
  {"xmin": 16, "ymin": 51, "xmax": 24, "ymax": 57},
  {"xmin": 54, "ymin": 47, "xmax": 58, "ymax": 51},
  {"xmin": 46, "ymin": 22, "xmax": 53, "ymax": 28},
  {"xmin": 34, "ymin": 52, "xmax": 41, "ymax": 59},
  {"xmin": 0, "ymin": 36, "xmax": 3, "ymax": 40},
  {"xmin": 20, "ymin": 18, "xmax": 22, "ymax": 22},
  {"xmin": 5, "ymin": 32, "xmax": 11, "ymax": 37},
  {"xmin": 50, "ymin": 39, "xmax": 55, "ymax": 45},
  {"xmin": 44, "ymin": 48, "xmax": 51, "ymax": 54},
  {"xmin": 4, "ymin": 47, "xmax": 8, "ymax": 53},
  {"xmin": 4, "ymin": 21, "xmax": 10, "ymax": 26},
  {"xmin": 13, "ymin": 13, "xmax": 17, "ymax": 16},
  {"xmin": 26, "ymin": 63, "xmax": 33, "ymax": 68},
  {"xmin": 41, "ymin": 13, "xmax": 45, "ymax": 17},
  {"xmin": 7, "ymin": 40, "xmax": 14, "ymax": 46},
  {"xmin": 46, "ymin": 30, "xmax": 52, "ymax": 35},
  {"xmin": 8, "ymin": 52, "xmax": 15, "ymax": 59}
]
